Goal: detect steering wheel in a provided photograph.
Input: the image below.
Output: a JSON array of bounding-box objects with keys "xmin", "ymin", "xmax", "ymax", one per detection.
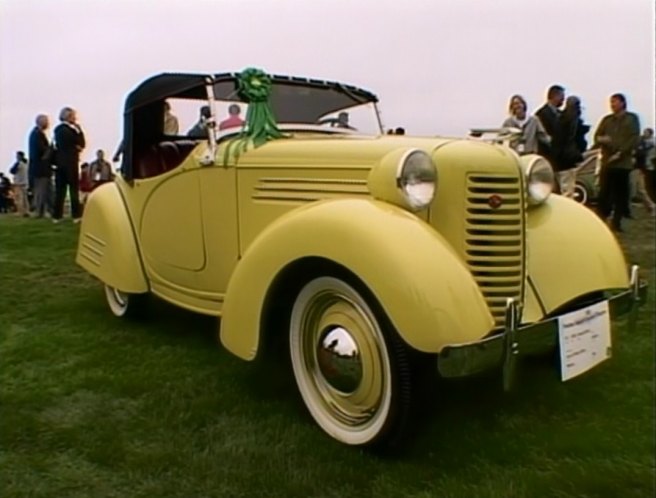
[{"xmin": 316, "ymin": 118, "xmax": 356, "ymax": 131}]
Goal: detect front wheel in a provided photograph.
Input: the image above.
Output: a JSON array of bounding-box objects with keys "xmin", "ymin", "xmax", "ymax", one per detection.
[
  {"xmin": 289, "ymin": 276, "xmax": 414, "ymax": 448},
  {"xmin": 104, "ymin": 285, "xmax": 148, "ymax": 319}
]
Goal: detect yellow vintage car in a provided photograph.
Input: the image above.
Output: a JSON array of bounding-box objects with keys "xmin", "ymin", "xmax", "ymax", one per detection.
[{"xmin": 77, "ymin": 69, "xmax": 647, "ymax": 448}]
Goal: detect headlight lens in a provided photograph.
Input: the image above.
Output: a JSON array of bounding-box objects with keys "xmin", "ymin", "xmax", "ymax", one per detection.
[
  {"xmin": 397, "ymin": 150, "xmax": 437, "ymax": 210},
  {"xmin": 525, "ymin": 156, "xmax": 554, "ymax": 205}
]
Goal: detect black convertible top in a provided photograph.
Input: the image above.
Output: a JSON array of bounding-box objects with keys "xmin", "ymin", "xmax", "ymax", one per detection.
[
  {"xmin": 125, "ymin": 72, "xmax": 378, "ymax": 112},
  {"xmin": 124, "ymin": 73, "xmax": 211, "ymax": 111}
]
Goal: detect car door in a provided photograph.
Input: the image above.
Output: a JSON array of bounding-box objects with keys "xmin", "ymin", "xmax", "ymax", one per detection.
[
  {"xmin": 194, "ymin": 164, "xmax": 240, "ymax": 303},
  {"xmin": 139, "ymin": 167, "xmax": 206, "ymax": 296}
]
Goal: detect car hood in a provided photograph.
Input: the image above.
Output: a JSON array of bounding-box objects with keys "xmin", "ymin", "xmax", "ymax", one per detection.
[{"xmin": 218, "ymin": 133, "xmax": 459, "ymax": 169}]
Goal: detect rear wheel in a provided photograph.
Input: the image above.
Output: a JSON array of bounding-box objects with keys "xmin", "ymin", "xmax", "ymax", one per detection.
[
  {"xmin": 104, "ymin": 285, "xmax": 148, "ymax": 319},
  {"xmin": 289, "ymin": 276, "xmax": 414, "ymax": 448}
]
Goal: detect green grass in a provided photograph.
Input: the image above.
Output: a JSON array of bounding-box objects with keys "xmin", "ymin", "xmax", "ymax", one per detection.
[{"xmin": 1, "ymin": 210, "xmax": 654, "ymax": 498}]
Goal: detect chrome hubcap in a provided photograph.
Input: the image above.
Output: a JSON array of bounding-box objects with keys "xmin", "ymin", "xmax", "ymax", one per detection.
[
  {"xmin": 574, "ymin": 185, "xmax": 587, "ymax": 203},
  {"xmin": 317, "ymin": 325, "xmax": 362, "ymax": 393}
]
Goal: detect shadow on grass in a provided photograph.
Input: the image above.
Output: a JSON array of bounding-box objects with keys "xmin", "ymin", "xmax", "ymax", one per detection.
[{"xmin": 131, "ymin": 288, "xmax": 640, "ymax": 466}]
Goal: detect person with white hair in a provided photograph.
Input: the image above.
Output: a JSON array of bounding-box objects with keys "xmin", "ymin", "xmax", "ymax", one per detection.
[
  {"xmin": 28, "ymin": 113, "xmax": 53, "ymax": 217},
  {"xmin": 52, "ymin": 107, "xmax": 85, "ymax": 223}
]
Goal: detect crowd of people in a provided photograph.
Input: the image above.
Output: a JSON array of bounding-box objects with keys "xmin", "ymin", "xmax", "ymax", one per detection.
[
  {"xmin": 2, "ymin": 93, "xmax": 655, "ymax": 233},
  {"xmin": 1, "ymin": 101, "xmax": 249, "ymax": 219},
  {"xmin": 1, "ymin": 108, "xmax": 115, "ymax": 222},
  {"xmin": 498, "ymin": 85, "xmax": 655, "ymax": 231}
]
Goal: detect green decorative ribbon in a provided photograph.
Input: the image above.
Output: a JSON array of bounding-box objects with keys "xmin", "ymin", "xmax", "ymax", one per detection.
[{"xmin": 223, "ymin": 68, "xmax": 286, "ymax": 165}]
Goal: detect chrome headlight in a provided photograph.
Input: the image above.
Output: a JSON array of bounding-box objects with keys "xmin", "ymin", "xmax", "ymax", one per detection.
[
  {"xmin": 367, "ymin": 148, "xmax": 437, "ymax": 211},
  {"xmin": 523, "ymin": 156, "xmax": 554, "ymax": 205},
  {"xmin": 396, "ymin": 150, "xmax": 437, "ymax": 211}
]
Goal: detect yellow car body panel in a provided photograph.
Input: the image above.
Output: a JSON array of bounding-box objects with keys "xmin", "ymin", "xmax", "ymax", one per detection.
[
  {"xmin": 220, "ymin": 198, "xmax": 495, "ymax": 360},
  {"xmin": 78, "ymin": 132, "xmax": 636, "ymax": 355},
  {"xmin": 108, "ymin": 143, "xmax": 239, "ymax": 314},
  {"xmin": 76, "ymin": 182, "xmax": 148, "ymax": 294},
  {"xmin": 140, "ymin": 172, "xmax": 206, "ymax": 272},
  {"xmin": 78, "ymin": 133, "xmax": 635, "ymax": 357},
  {"xmin": 526, "ymin": 194, "xmax": 629, "ymax": 313}
]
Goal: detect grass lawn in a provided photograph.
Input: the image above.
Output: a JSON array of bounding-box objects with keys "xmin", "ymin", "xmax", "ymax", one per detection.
[{"xmin": 1, "ymin": 210, "xmax": 654, "ymax": 498}]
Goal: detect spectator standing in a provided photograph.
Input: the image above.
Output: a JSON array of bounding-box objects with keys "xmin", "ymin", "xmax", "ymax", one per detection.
[
  {"xmin": 219, "ymin": 104, "xmax": 245, "ymax": 131},
  {"xmin": 558, "ymin": 96, "xmax": 587, "ymax": 197},
  {"xmin": 79, "ymin": 163, "xmax": 93, "ymax": 206},
  {"xmin": 632, "ymin": 128, "xmax": 656, "ymax": 215},
  {"xmin": 9, "ymin": 151, "xmax": 29, "ymax": 216},
  {"xmin": 89, "ymin": 149, "xmax": 113, "ymax": 188},
  {"xmin": 642, "ymin": 128, "xmax": 656, "ymax": 201},
  {"xmin": 535, "ymin": 85, "xmax": 566, "ymax": 192},
  {"xmin": 53, "ymin": 107, "xmax": 85, "ymax": 223},
  {"xmin": 187, "ymin": 106, "xmax": 213, "ymax": 137},
  {"xmin": 502, "ymin": 95, "xmax": 551, "ymax": 154},
  {"xmin": 0, "ymin": 172, "xmax": 12, "ymax": 213},
  {"xmin": 163, "ymin": 101, "xmax": 180, "ymax": 135},
  {"xmin": 594, "ymin": 93, "xmax": 641, "ymax": 232},
  {"xmin": 28, "ymin": 114, "xmax": 54, "ymax": 217}
]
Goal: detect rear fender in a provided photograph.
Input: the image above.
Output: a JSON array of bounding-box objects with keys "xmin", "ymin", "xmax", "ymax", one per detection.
[{"xmin": 76, "ymin": 183, "xmax": 148, "ymax": 293}]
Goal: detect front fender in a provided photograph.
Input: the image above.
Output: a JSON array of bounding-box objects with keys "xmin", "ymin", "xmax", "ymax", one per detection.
[
  {"xmin": 76, "ymin": 183, "xmax": 148, "ymax": 293},
  {"xmin": 220, "ymin": 199, "xmax": 494, "ymax": 360},
  {"xmin": 526, "ymin": 195, "xmax": 628, "ymax": 314}
]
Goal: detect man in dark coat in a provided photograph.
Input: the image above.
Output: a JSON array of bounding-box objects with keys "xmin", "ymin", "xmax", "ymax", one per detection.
[
  {"xmin": 53, "ymin": 107, "xmax": 85, "ymax": 222},
  {"xmin": 535, "ymin": 85, "xmax": 565, "ymax": 192},
  {"xmin": 28, "ymin": 114, "xmax": 54, "ymax": 217},
  {"xmin": 594, "ymin": 93, "xmax": 641, "ymax": 232},
  {"xmin": 558, "ymin": 96, "xmax": 588, "ymax": 198}
]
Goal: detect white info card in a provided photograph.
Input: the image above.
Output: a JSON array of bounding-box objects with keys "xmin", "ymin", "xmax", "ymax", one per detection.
[{"xmin": 558, "ymin": 300, "xmax": 612, "ymax": 382}]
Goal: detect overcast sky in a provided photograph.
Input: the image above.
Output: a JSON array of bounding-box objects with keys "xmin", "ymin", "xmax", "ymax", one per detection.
[{"xmin": 1, "ymin": 0, "xmax": 654, "ymax": 172}]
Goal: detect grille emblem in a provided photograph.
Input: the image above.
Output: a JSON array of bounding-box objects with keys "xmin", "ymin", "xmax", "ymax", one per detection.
[{"xmin": 488, "ymin": 194, "xmax": 503, "ymax": 209}]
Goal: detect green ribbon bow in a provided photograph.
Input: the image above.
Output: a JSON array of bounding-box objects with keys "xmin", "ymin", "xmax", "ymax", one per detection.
[{"xmin": 223, "ymin": 68, "xmax": 286, "ymax": 165}]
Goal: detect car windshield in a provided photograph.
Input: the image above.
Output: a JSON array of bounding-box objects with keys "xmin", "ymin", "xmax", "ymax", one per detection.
[
  {"xmin": 212, "ymin": 78, "xmax": 382, "ymax": 136},
  {"xmin": 210, "ymin": 100, "xmax": 381, "ymax": 136}
]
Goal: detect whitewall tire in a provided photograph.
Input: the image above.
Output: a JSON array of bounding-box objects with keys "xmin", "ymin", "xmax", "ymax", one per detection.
[
  {"xmin": 104, "ymin": 285, "xmax": 148, "ymax": 319},
  {"xmin": 289, "ymin": 276, "xmax": 413, "ymax": 447}
]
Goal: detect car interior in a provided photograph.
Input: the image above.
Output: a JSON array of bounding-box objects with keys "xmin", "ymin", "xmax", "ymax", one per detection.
[{"xmin": 134, "ymin": 140, "xmax": 200, "ymax": 179}]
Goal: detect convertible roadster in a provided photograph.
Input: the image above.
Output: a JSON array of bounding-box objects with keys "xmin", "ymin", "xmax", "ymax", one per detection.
[{"xmin": 76, "ymin": 69, "xmax": 647, "ymax": 448}]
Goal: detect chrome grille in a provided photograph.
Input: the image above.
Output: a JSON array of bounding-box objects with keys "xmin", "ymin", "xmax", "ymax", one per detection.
[{"xmin": 465, "ymin": 175, "xmax": 524, "ymax": 325}]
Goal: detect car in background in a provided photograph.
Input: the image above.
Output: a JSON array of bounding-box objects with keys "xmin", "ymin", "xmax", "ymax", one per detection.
[{"xmin": 574, "ymin": 149, "xmax": 600, "ymax": 205}]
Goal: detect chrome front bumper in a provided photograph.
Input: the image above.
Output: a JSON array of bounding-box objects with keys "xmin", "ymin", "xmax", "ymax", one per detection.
[{"xmin": 437, "ymin": 265, "xmax": 648, "ymax": 390}]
